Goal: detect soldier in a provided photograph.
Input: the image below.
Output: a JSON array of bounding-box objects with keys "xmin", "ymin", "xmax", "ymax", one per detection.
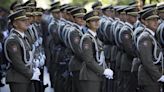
[
  {"xmin": 98, "ymin": 5, "xmax": 115, "ymax": 92},
  {"xmin": 109, "ymin": 6, "xmax": 127, "ymax": 92},
  {"xmin": 70, "ymin": 7, "xmax": 88, "ymax": 33},
  {"xmin": 79, "ymin": 10, "xmax": 113, "ymax": 92},
  {"xmin": 92, "ymin": 1, "xmax": 103, "ymax": 15},
  {"xmin": 156, "ymin": 4, "xmax": 164, "ymax": 47},
  {"xmin": 47, "ymin": 4, "xmax": 74, "ymax": 92},
  {"xmin": 132, "ymin": 8, "xmax": 155, "ymax": 92},
  {"xmin": 60, "ymin": 4, "xmax": 71, "ymax": 24},
  {"xmin": 4, "ymin": 10, "xmax": 40, "ymax": 92},
  {"xmin": 157, "ymin": 4, "xmax": 164, "ymax": 20},
  {"xmin": 20, "ymin": 6, "xmax": 36, "ymax": 46},
  {"xmin": 0, "ymin": 32, "xmax": 5, "ymax": 87},
  {"xmin": 101, "ymin": 5, "xmax": 114, "ymax": 21},
  {"xmin": 64, "ymin": 6, "xmax": 77, "ymax": 25},
  {"xmin": 48, "ymin": 1, "xmax": 61, "ymax": 88},
  {"xmin": 33, "ymin": 7, "xmax": 44, "ymax": 38},
  {"xmin": 134, "ymin": 4, "xmax": 156, "ymax": 28},
  {"xmin": 9, "ymin": 1, "xmax": 24, "ymax": 13},
  {"xmin": 70, "ymin": 7, "xmax": 87, "ymax": 31},
  {"xmin": 68, "ymin": 7, "xmax": 86, "ymax": 92},
  {"xmin": 33, "ymin": 7, "xmax": 47, "ymax": 92},
  {"xmin": 137, "ymin": 8, "xmax": 164, "ymax": 92},
  {"xmin": 119, "ymin": 6, "xmax": 138, "ymax": 92}
]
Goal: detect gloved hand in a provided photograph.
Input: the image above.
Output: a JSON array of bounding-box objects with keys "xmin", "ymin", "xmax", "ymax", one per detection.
[
  {"xmin": 0, "ymin": 43, "xmax": 2, "ymax": 52},
  {"xmin": 31, "ymin": 68, "xmax": 41, "ymax": 81},
  {"xmin": 39, "ymin": 56, "xmax": 45, "ymax": 67},
  {"xmin": 158, "ymin": 75, "xmax": 164, "ymax": 82},
  {"xmin": 33, "ymin": 59, "xmax": 40, "ymax": 68},
  {"xmin": 34, "ymin": 41, "xmax": 39, "ymax": 47},
  {"xmin": 103, "ymin": 68, "xmax": 113, "ymax": 79},
  {"xmin": 38, "ymin": 37, "xmax": 43, "ymax": 45},
  {"xmin": 42, "ymin": 53, "xmax": 46, "ymax": 59},
  {"xmin": 105, "ymin": 75, "xmax": 113, "ymax": 79}
]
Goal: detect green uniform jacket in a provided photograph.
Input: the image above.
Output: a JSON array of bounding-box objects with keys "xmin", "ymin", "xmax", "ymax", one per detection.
[
  {"xmin": 138, "ymin": 31, "xmax": 162, "ymax": 86},
  {"xmin": 68, "ymin": 30, "xmax": 83, "ymax": 72},
  {"xmin": 5, "ymin": 31, "xmax": 33, "ymax": 83},
  {"xmin": 79, "ymin": 36, "xmax": 104, "ymax": 81}
]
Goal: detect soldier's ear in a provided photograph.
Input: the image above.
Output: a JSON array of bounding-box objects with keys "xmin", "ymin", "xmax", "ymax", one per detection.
[
  {"xmin": 86, "ymin": 22, "xmax": 90, "ymax": 27},
  {"xmin": 13, "ymin": 21, "xmax": 18, "ymax": 28},
  {"xmin": 144, "ymin": 20, "xmax": 148, "ymax": 26}
]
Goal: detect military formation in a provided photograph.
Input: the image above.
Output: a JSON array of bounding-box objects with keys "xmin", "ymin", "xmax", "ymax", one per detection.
[{"xmin": 0, "ymin": 0, "xmax": 164, "ymax": 92}]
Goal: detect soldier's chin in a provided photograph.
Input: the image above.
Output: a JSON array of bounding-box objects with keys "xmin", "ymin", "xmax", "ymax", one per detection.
[{"xmin": 24, "ymin": 27, "xmax": 29, "ymax": 31}]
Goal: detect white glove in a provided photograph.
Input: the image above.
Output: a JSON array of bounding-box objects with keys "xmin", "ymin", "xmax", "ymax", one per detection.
[
  {"xmin": 34, "ymin": 41, "xmax": 39, "ymax": 47},
  {"xmin": 39, "ymin": 56, "xmax": 45, "ymax": 67},
  {"xmin": 103, "ymin": 68, "xmax": 113, "ymax": 79},
  {"xmin": 31, "ymin": 68, "xmax": 41, "ymax": 81},
  {"xmin": 0, "ymin": 43, "xmax": 2, "ymax": 52},
  {"xmin": 158, "ymin": 75, "xmax": 164, "ymax": 82},
  {"xmin": 34, "ymin": 59, "xmax": 40, "ymax": 68},
  {"xmin": 42, "ymin": 53, "xmax": 46, "ymax": 59},
  {"xmin": 38, "ymin": 37, "xmax": 43, "ymax": 45},
  {"xmin": 106, "ymin": 75, "xmax": 113, "ymax": 79}
]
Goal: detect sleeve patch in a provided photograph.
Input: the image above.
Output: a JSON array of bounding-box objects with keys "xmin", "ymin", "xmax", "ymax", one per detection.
[
  {"xmin": 11, "ymin": 45, "xmax": 18, "ymax": 52},
  {"xmin": 83, "ymin": 44, "xmax": 90, "ymax": 49},
  {"xmin": 74, "ymin": 37, "xmax": 80, "ymax": 43},
  {"xmin": 124, "ymin": 34, "xmax": 130, "ymax": 39},
  {"xmin": 142, "ymin": 41, "xmax": 148, "ymax": 46}
]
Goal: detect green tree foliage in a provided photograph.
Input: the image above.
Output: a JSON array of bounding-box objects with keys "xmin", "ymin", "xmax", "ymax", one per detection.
[
  {"xmin": 117, "ymin": 0, "xmax": 134, "ymax": 5},
  {"xmin": 72, "ymin": 0, "xmax": 96, "ymax": 6},
  {"xmin": 0, "ymin": 0, "xmax": 17, "ymax": 9}
]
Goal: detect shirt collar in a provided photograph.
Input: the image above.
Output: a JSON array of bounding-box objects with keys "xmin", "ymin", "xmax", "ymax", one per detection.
[
  {"xmin": 14, "ymin": 29, "xmax": 25, "ymax": 38},
  {"xmin": 146, "ymin": 28, "xmax": 155, "ymax": 36},
  {"xmin": 88, "ymin": 29, "xmax": 97, "ymax": 37}
]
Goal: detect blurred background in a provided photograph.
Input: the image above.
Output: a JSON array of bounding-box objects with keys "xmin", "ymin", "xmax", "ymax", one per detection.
[
  {"xmin": 0, "ymin": 0, "xmax": 164, "ymax": 10},
  {"xmin": 0, "ymin": 0, "xmax": 163, "ymax": 34},
  {"xmin": 0, "ymin": 0, "xmax": 163, "ymax": 33}
]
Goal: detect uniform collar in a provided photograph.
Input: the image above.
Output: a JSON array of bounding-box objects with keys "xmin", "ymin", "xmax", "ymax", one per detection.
[
  {"xmin": 66, "ymin": 20, "xmax": 73, "ymax": 25},
  {"xmin": 108, "ymin": 17, "xmax": 114, "ymax": 22},
  {"xmin": 14, "ymin": 29, "xmax": 25, "ymax": 38},
  {"xmin": 60, "ymin": 18, "xmax": 66, "ymax": 21},
  {"xmin": 101, "ymin": 15, "xmax": 108, "ymax": 19},
  {"xmin": 73, "ymin": 23, "xmax": 82, "ymax": 30},
  {"xmin": 158, "ymin": 18, "xmax": 164, "ymax": 24},
  {"xmin": 88, "ymin": 29, "xmax": 97, "ymax": 37},
  {"xmin": 119, "ymin": 20, "xmax": 125, "ymax": 25},
  {"xmin": 53, "ymin": 17, "xmax": 59, "ymax": 22},
  {"xmin": 115, "ymin": 17, "xmax": 120, "ymax": 21},
  {"xmin": 146, "ymin": 28, "xmax": 155, "ymax": 36},
  {"xmin": 125, "ymin": 22, "xmax": 133, "ymax": 29}
]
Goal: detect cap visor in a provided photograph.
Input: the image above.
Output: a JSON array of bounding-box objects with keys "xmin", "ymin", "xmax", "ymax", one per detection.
[
  {"xmin": 52, "ymin": 9, "xmax": 60, "ymax": 12},
  {"xmin": 146, "ymin": 15, "xmax": 159, "ymax": 20},
  {"xmin": 15, "ymin": 16, "xmax": 29, "ymax": 20},
  {"xmin": 73, "ymin": 13, "xmax": 85, "ymax": 17},
  {"xmin": 86, "ymin": 16, "xmax": 100, "ymax": 21}
]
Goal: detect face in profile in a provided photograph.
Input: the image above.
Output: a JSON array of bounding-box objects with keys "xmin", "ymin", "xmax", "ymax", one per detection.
[
  {"xmin": 74, "ymin": 16, "xmax": 85, "ymax": 26},
  {"xmin": 52, "ymin": 11, "xmax": 61, "ymax": 19},
  {"xmin": 87, "ymin": 19, "xmax": 100, "ymax": 31},
  {"xmin": 13, "ymin": 18, "xmax": 29, "ymax": 32},
  {"xmin": 145, "ymin": 18, "xmax": 159, "ymax": 31}
]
